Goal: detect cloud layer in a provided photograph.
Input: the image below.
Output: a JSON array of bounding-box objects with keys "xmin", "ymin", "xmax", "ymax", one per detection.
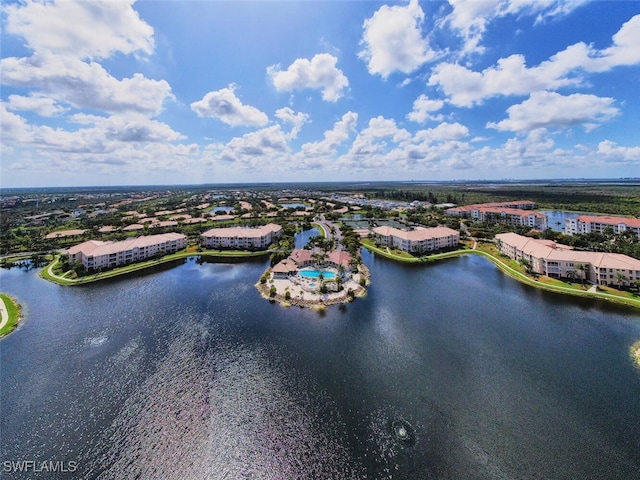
[{"xmin": 1, "ymin": 1, "xmax": 639, "ymax": 185}]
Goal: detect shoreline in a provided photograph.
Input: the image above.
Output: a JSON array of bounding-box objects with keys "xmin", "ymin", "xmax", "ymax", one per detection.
[
  {"xmin": 0, "ymin": 293, "xmax": 22, "ymax": 338},
  {"xmin": 31, "ymin": 242, "xmax": 640, "ymax": 311},
  {"xmin": 631, "ymin": 341, "xmax": 640, "ymax": 369},
  {"xmin": 39, "ymin": 250, "xmax": 270, "ymax": 286},
  {"xmin": 362, "ymin": 241, "xmax": 640, "ymax": 311},
  {"xmin": 255, "ymin": 263, "xmax": 370, "ymax": 309}
]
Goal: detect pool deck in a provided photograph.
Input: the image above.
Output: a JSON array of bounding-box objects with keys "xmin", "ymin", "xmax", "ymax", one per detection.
[
  {"xmin": 298, "ymin": 268, "xmax": 337, "ymax": 280},
  {"xmin": 256, "ymin": 265, "xmax": 369, "ymax": 308}
]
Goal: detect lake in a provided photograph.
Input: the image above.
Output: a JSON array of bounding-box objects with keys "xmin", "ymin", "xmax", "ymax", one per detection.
[
  {"xmin": 210, "ymin": 205, "xmax": 234, "ymax": 213},
  {"xmin": 539, "ymin": 210, "xmax": 604, "ymax": 232},
  {"xmin": 1, "ymin": 248, "xmax": 639, "ymax": 479},
  {"xmin": 280, "ymin": 202, "xmax": 307, "ymax": 209}
]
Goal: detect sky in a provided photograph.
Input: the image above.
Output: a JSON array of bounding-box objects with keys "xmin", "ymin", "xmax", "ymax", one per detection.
[{"xmin": 1, "ymin": 0, "xmax": 640, "ymax": 188}]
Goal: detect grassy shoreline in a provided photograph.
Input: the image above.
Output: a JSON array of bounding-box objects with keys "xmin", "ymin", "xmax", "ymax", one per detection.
[
  {"xmin": 41, "ymin": 249, "xmax": 269, "ymax": 286},
  {"xmin": 36, "ymin": 239, "xmax": 640, "ymax": 310},
  {"xmin": 0, "ymin": 293, "xmax": 22, "ymax": 338},
  {"xmin": 362, "ymin": 239, "xmax": 640, "ymax": 311}
]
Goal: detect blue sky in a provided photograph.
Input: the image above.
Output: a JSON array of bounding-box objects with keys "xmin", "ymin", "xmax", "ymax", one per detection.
[{"xmin": 1, "ymin": 0, "xmax": 639, "ymax": 187}]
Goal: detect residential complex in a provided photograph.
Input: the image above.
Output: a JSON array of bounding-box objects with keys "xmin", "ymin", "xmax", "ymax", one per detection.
[
  {"xmin": 372, "ymin": 225, "xmax": 460, "ymax": 253},
  {"xmin": 564, "ymin": 215, "xmax": 640, "ymax": 239},
  {"xmin": 446, "ymin": 200, "xmax": 537, "ymax": 215},
  {"xmin": 68, "ymin": 232, "xmax": 187, "ymax": 271},
  {"xmin": 446, "ymin": 201, "xmax": 547, "ymax": 230},
  {"xmin": 495, "ymin": 232, "xmax": 640, "ymax": 287},
  {"xmin": 201, "ymin": 223, "xmax": 282, "ymax": 249},
  {"xmin": 272, "ymin": 248, "xmax": 353, "ymax": 278}
]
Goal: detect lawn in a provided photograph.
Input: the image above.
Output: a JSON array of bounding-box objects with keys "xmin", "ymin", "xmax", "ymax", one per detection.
[
  {"xmin": 41, "ymin": 248, "xmax": 270, "ymax": 286},
  {"xmin": 0, "ymin": 293, "xmax": 22, "ymax": 337},
  {"xmin": 364, "ymin": 238, "xmax": 640, "ymax": 310}
]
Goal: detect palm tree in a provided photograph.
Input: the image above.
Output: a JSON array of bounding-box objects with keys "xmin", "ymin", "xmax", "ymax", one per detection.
[
  {"xmin": 576, "ymin": 263, "xmax": 587, "ymax": 285},
  {"xmin": 615, "ymin": 271, "xmax": 626, "ymax": 289},
  {"xmin": 519, "ymin": 258, "xmax": 532, "ymax": 274}
]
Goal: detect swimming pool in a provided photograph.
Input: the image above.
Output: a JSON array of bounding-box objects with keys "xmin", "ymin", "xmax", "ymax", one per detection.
[{"xmin": 299, "ymin": 269, "xmax": 336, "ymax": 280}]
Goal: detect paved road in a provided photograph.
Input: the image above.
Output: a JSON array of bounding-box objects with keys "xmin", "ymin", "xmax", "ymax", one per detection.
[{"xmin": 316, "ymin": 215, "xmax": 343, "ymax": 247}]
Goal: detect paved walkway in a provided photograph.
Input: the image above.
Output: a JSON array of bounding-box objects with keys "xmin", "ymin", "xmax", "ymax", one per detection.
[{"xmin": 0, "ymin": 296, "xmax": 9, "ymax": 332}]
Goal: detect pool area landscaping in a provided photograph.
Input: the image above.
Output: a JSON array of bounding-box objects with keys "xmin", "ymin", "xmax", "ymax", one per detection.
[
  {"xmin": 298, "ymin": 268, "xmax": 337, "ymax": 280},
  {"xmin": 257, "ymin": 245, "xmax": 370, "ymax": 309}
]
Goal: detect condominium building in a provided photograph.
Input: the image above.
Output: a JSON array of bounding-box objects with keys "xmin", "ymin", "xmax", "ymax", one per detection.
[
  {"xmin": 495, "ymin": 232, "xmax": 640, "ymax": 287},
  {"xmin": 372, "ymin": 225, "xmax": 459, "ymax": 253},
  {"xmin": 447, "ymin": 200, "xmax": 537, "ymax": 216},
  {"xmin": 201, "ymin": 223, "xmax": 282, "ymax": 249},
  {"xmin": 446, "ymin": 201, "xmax": 546, "ymax": 230},
  {"xmin": 68, "ymin": 232, "xmax": 187, "ymax": 271},
  {"xmin": 564, "ymin": 215, "xmax": 640, "ymax": 239}
]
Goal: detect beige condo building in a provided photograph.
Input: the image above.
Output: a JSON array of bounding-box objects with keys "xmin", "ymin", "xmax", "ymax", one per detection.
[
  {"xmin": 495, "ymin": 232, "xmax": 640, "ymax": 287},
  {"xmin": 68, "ymin": 232, "xmax": 187, "ymax": 272},
  {"xmin": 564, "ymin": 215, "xmax": 640, "ymax": 239},
  {"xmin": 372, "ymin": 225, "xmax": 460, "ymax": 253},
  {"xmin": 201, "ymin": 223, "xmax": 282, "ymax": 249}
]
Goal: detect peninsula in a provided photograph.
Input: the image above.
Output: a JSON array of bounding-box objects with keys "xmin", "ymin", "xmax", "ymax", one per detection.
[
  {"xmin": 256, "ymin": 247, "xmax": 369, "ymax": 308},
  {"xmin": 0, "ymin": 293, "xmax": 22, "ymax": 338}
]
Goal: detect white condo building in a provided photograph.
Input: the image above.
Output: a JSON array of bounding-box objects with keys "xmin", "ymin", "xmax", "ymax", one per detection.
[
  {"xmin": 495, "ymin": 232, "xmax": 640, "ymax": 287},
  {"xmin": 68, "ymin": 233, "xmax": 187, "ymax": 271},
  {"xmin": 201, "ymin": 223, "xmax": 282, "ymax": 249},
  {"xmin": 446, "ymin": 201, "xmax": 546, "ymax": 230},
  {"xmin": 564, "ymin": 215, "xmax": 640, "ymax": 239},
  {"xmin": 372, "ymin": 226, "xmax": 459, "ymax": 253}
]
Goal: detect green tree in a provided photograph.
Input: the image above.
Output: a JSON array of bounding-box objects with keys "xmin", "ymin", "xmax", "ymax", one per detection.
[{"xmin": 576, "ymin": 263, "xmax": 587, "ymax": 285}]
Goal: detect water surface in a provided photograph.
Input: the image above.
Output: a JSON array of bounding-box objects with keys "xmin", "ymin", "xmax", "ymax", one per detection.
[{"xmin": 1, "ymin": 251, "xmax": 639, "ymax": 479}]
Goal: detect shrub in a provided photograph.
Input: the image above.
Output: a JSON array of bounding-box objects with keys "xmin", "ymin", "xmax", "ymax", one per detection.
[
  {"xmin": 284, "ymin": 291, "xmax": 291, "ymax": 301},
  {"xmin": 269, "ymin": 286, "xmax": 277, "ymax": 298}
]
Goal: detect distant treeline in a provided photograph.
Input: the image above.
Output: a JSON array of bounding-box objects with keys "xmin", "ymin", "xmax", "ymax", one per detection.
[{"xmin": 365, "ymin": 184, "xmax": 640, "ymax": 217}]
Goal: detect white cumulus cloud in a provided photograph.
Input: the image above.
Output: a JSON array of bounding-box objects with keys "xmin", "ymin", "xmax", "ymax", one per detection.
[
  {"xmin": 359, "ymin": 0, "xmax": 436, "ymax": 78},
  {"xmin": 597, "ymin": 140, "xmax": 640, "ymax": 162},
  {"xmin": 407, "ymin": 94, "xmax": 444, "ymax": 123},
  {"xmin": 191, "ymin": 85, "xmax": 269, "ymax": 127},
  {"xmin": 275, "ymin": 107, "xmax": 309, "ymax": 139},
  {"xmin": 4, "ymin": 0, "xmax": 154, "ymax": 59},
  {"xmin": 1, "ymin": 0, "xmax": 172, "ymax": 118},
  {"xmin": 429, "ymin": 14, "xmax": 640, "ymax": 107},
  {"xmin": 298, "ymin": 112, "xmax": 358, "ymax": 160},
  {"xmin": 444, "ymin": 0, "xmax": 590, "ymax": 56},
  {"xmin": 487, "ymin": 91, "xmax": 619, "ymax": 132},
  {"xmin": 414, "ymin": 122, "xmax": 469, "ymax": 143},
  {"xmin": 1, "ymin": 54, "xmax": 172, "ymax": 116},
  {"xmin": 267, "ymin": 53, "xmax": 349, "ymax": 102},
  {"xmin": 6, "ymin": 94, "xmax": 67, "ymax": 117}
]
